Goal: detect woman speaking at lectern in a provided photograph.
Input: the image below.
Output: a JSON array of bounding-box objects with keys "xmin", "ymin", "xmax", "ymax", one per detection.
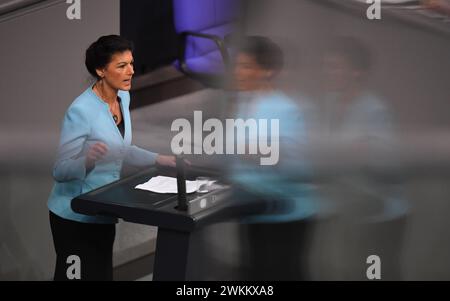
[{"xmin": 47, "ymin": 35, "xmax": 175, "ymax": 281}]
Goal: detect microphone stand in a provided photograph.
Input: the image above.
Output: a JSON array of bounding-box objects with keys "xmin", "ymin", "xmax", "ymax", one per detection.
[{"xmin": 176, "ymin": 155, "xmax": 188, "ymax": 211}]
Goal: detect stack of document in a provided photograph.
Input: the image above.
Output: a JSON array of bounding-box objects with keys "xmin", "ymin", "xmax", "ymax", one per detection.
[{"xmin": 135, "ymin": 176, "xmax": 198, "ymax": 194}]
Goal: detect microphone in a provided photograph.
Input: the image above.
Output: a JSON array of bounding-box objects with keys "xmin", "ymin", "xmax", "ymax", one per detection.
[{"xmin": 176, "ymin": 155, "xmax": 188, "ymax": 211}]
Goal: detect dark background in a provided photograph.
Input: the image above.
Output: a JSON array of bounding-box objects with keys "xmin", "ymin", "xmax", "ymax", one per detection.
[{"xmin": 121, "ymin": 0, "xmax": 179, "ymax": 75}]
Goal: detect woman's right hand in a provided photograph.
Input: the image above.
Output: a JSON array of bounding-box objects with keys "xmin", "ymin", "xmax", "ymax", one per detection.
[{"xmin": 85, "ymin": 142, "xmax": 108, "ymax": 170}]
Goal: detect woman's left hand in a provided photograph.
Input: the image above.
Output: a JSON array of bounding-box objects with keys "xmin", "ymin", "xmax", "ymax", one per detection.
[
  {"xmin": 155, "ymin": 155, "xmax": 177, "ymax": 168},
  {"xmin": 155, "ymin": 155, "xmax": 191, "ymax": 168}
]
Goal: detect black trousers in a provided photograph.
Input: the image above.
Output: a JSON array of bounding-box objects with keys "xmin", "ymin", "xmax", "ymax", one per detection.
[{"xmin": 49, "ymin": 211, "xmax": 116, "ymax": 281}]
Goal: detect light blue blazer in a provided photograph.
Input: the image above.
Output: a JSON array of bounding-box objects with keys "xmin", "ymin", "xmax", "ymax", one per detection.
[
  {"xmin": 229, "ymin": 91, "xmax": 316, "ymax": 223},
  {"xmin": 48, "ymin": 86, "xmax": 158, "ymax": 224}
]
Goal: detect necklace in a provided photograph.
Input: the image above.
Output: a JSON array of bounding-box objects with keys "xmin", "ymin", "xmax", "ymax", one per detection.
[
  {"xmin": 111, "ymin": 100, "xmax": 120, "ymax": 124},
  {"xmin": 95, "ymin": 82, "xmax": 120, "ymax": 123}
]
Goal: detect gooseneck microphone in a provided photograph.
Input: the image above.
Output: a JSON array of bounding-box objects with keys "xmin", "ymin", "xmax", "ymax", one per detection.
[{"xmin": 176, "ymin": 155, "xmax": 188, "ymax": 211}]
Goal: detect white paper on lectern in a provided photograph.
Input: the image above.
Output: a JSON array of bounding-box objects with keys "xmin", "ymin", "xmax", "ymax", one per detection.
[{"xmin": 135, "ymin": 176, "xmax": 198, "ymax": 194}]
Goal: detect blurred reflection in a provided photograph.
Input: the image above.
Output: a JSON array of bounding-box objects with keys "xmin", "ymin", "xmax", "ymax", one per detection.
[
  {"xmin": 227, "ymin": 36, "xmax": 316, "ymax": 280},
  {"xmin": 309, "ymin": 36, "xmax": 409, "ymax": 280}
]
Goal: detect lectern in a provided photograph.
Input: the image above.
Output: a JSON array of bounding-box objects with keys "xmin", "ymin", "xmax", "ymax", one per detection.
[{"xmin": 72, "ymin": 165, "xmax": 233, "ymax": 280}]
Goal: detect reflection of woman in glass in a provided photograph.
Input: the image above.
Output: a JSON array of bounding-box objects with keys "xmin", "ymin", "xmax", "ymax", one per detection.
[
  {"xmin": 316, "ymin": 37, "xmax": 407, "ymax": 280},
  {"xmin": 230, "ymin": 36, "xmax": 315, "ymax": 280},
  {"xmin": 48, "ymin": 35, "xmax": 175, "ymax": 281},
  {"xmin": 320, "ymin": 37, "xmax": 392, "ymax": 144}
]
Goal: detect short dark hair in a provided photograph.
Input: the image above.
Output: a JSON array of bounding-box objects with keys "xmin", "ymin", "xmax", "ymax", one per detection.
[
  {"xmin": 85, "ymin": 35, "xmax": 134, "ymax": 79},
  {"xmin": 237, "ymin": 36, "xmax": 284, "ymax": 74}
]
